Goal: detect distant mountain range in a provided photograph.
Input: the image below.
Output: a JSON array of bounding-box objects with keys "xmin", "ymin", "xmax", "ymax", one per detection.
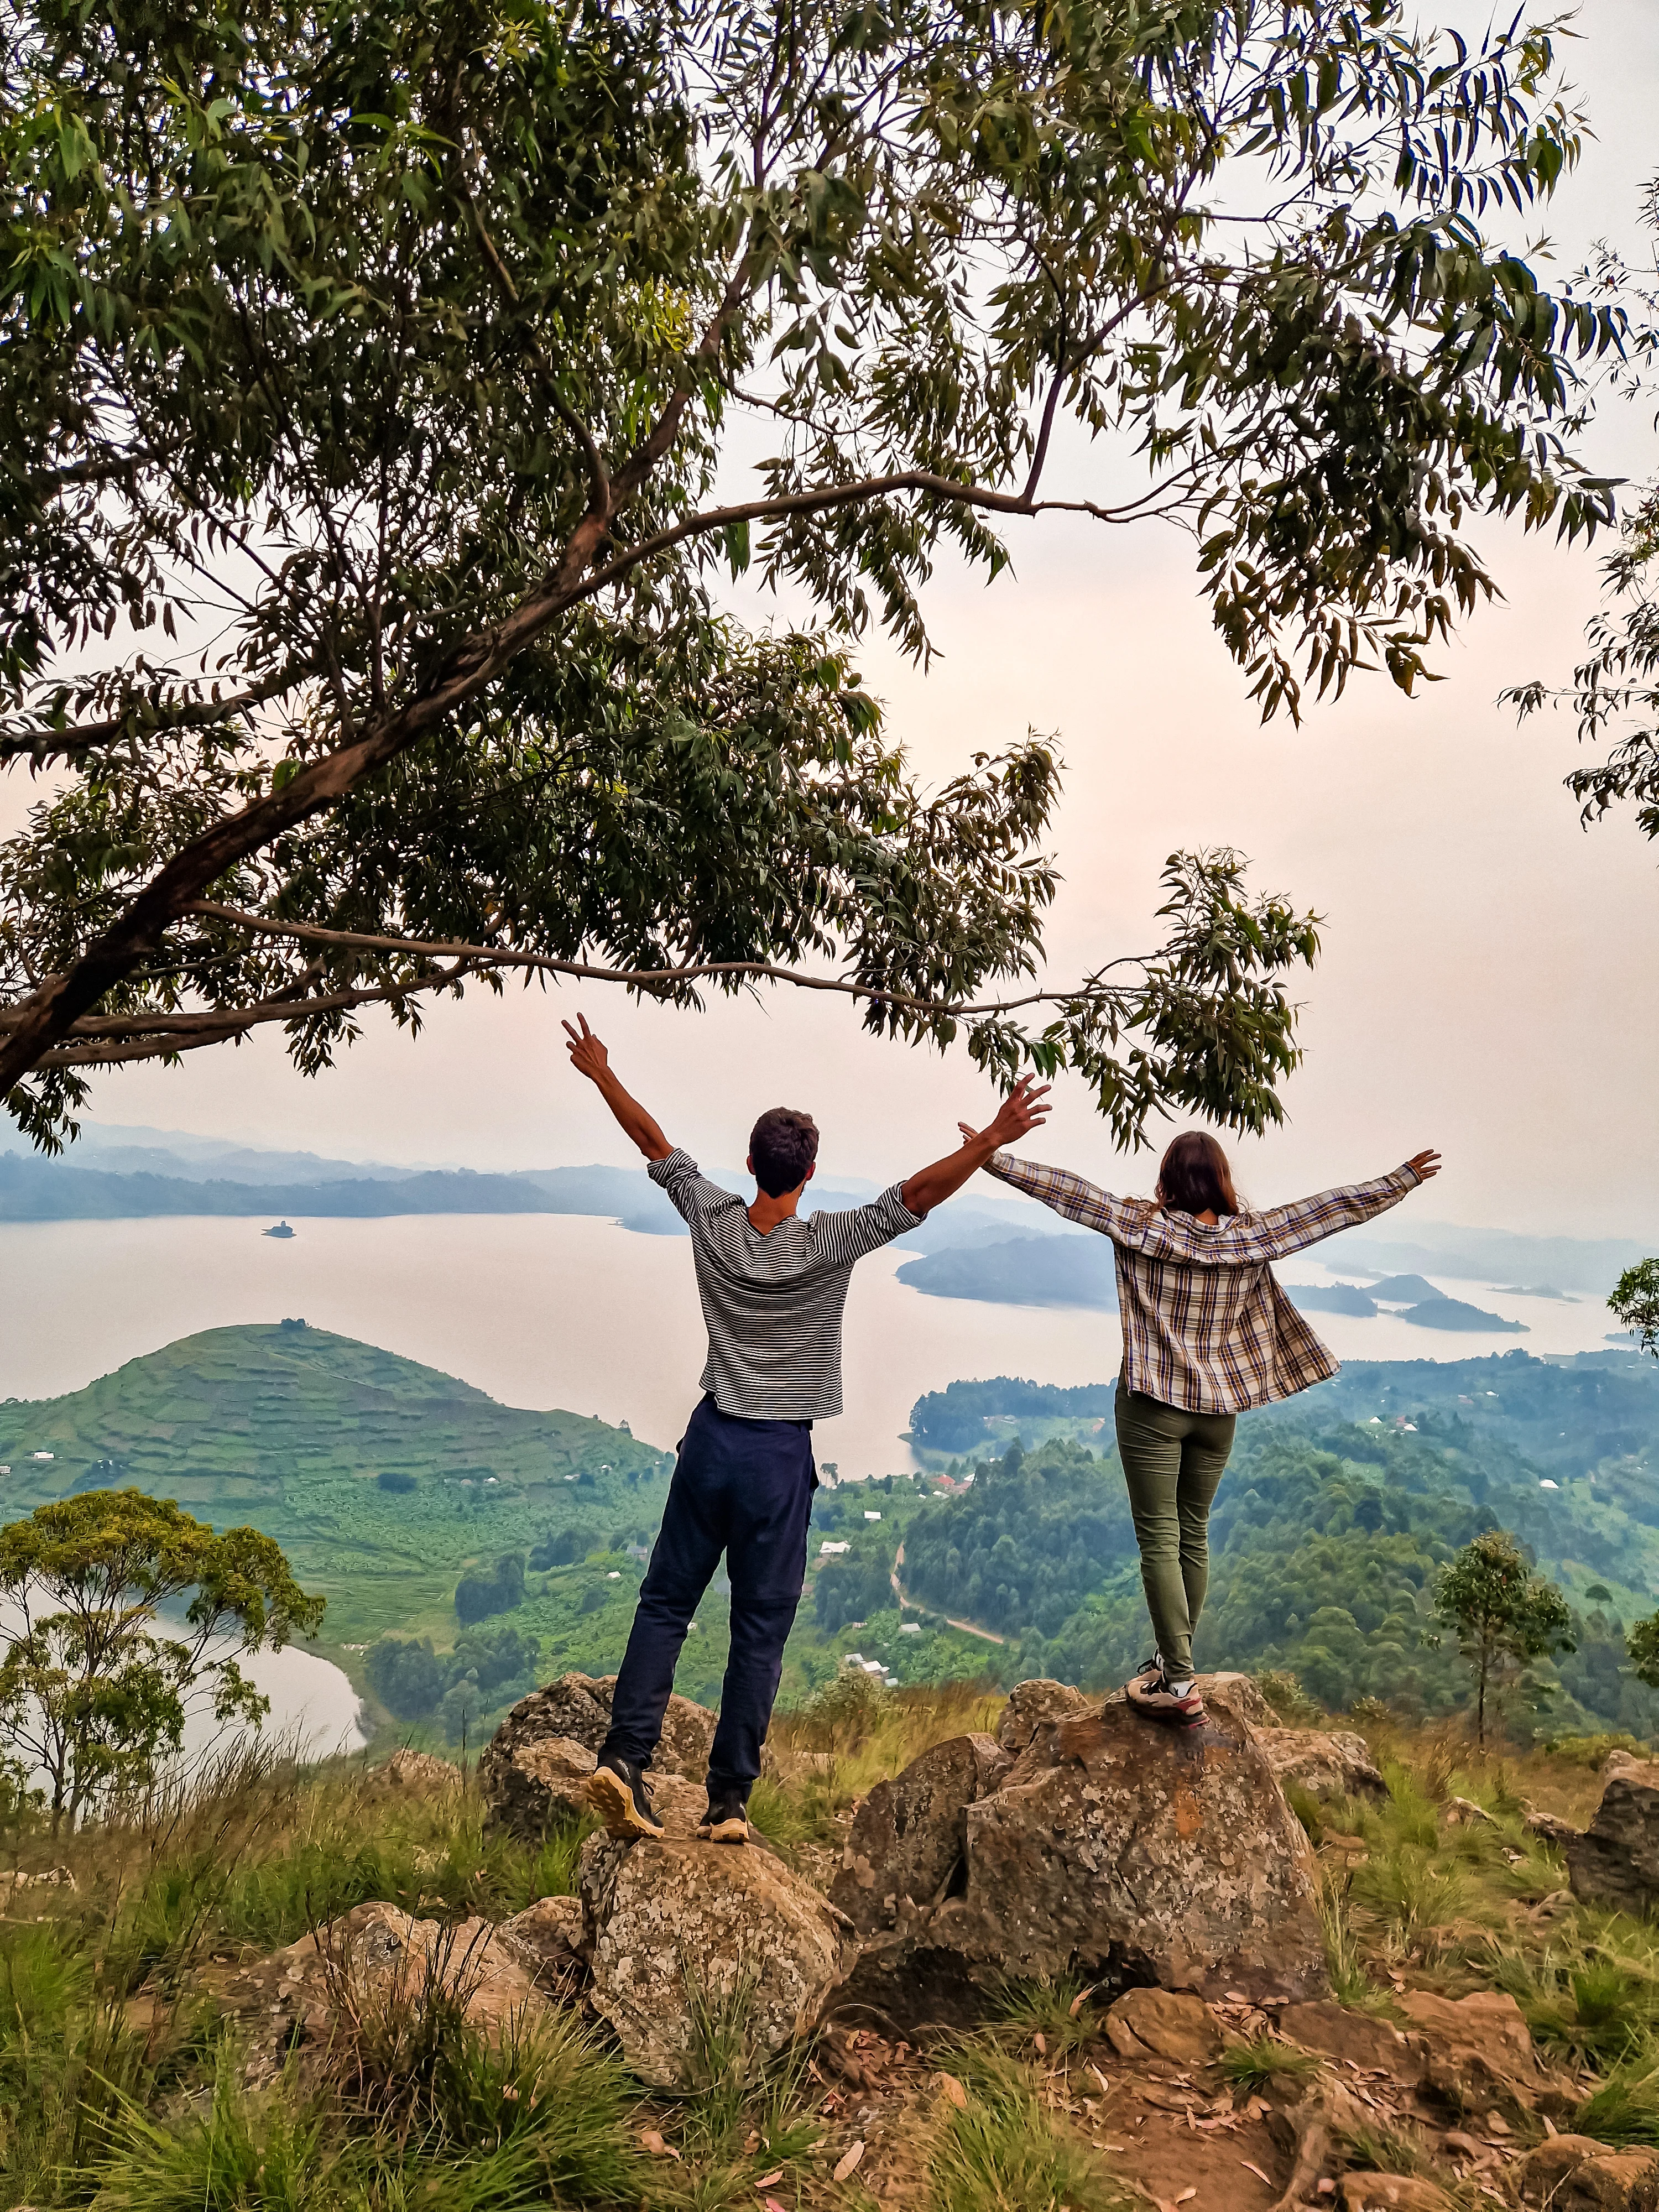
[{"xmin": 0, "ymin": 1122, "xmax": 1048, "ymax": 1253}]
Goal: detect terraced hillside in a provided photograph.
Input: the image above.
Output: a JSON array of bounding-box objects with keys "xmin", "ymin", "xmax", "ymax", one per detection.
[{"xmin": 0, "ymin": 1322, "xmax": 671, "ymax": 1647}]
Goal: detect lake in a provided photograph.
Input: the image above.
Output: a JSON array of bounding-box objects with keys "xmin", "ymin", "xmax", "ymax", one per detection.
[{"xmin": 0, "ymin": 1211, "xmax": 1629, "ymax": 1478}]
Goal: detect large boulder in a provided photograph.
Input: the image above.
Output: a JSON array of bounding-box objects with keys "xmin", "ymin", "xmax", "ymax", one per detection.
[
  {"xmin": 1514, "ymin": 2136, "xmax": 1659, "ymax": 2210},
  {"xmin": 481, "ymin": 1673, "xmax": 716, "ymax": 1838},
  {"xmin": 213, "ymin": 1902, "xmax": 546, "ymax": 2088},
  {"xmin": 1568, "ymin": 1765, "xmax": 1659, "ymax": 1916},
  {"xmin": 1258, "ymin": 1728, "xmax": 1387, "ymax": 1802},
  {"xmin": 830, "ymin": 1733, "xmax": 1010, "ymax": 1939},
  {"xmin": 580, "ymin": 1834, "xmax": 851, "ymax": 2088},
  {"xmin": 836, "ymin": 1679, "xmax": 1328, "ymax": 2028}
]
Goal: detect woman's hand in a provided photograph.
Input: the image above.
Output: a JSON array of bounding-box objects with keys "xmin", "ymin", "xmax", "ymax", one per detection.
[{"xmin": 1406, "ymin": 1149, "xmax": 1442, "ymax": 1182}]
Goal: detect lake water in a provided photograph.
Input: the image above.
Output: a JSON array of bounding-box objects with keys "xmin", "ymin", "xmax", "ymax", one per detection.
[
  {"xmin": 0, "ymin": 1599, "xmax": 368, "ymax": 1791},
  {"xmin": 0, "ymin": 1211, "xmax": 1630, "ymax": 1480}
]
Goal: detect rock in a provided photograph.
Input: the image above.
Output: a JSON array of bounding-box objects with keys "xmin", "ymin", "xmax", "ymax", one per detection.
[
  {"xmin": 1443, "ymin": 1794, "xmax": 1497, "ymax": 1828},
  {"xmin": 380, "ymin": 1749, "xmax": 461, "ymax": 1792},
  {"xmin": 1521, "ymin": 1801, "xmax": 1582, "ymax": 1850},
  {"xmin": 1102, "ymin": 1987, "xmax": 1223, "ymax": 2065},
  {"xmin": 497, "ymin": 1895, "xmax": 586, "ymax": 1988},
  {"xmin": 1396, "ymin": 1990, "xmax": 1545, "ymax": 2117},
  {"xmin": 580, "ymin": 1835, "xmax": 849, "ymax": 2088},
  {"xmin": 1279, "ymin": 1999, "xmax": 1423, "ymax": 2082},
  {"xmin": 1569, "ymin": 1766, "xmax": 1659, "ymax": 1917},
  {"xmin": 212, "ymin": 1901, "xmax": 546, "ymax": 2088},
  {"xmin": 996, "ymin": 1678, "xmax": 1091, "ymax": 1755},
  {"xmin": 837, "ymin": 1678, "xmax": 1328, "ymax": 2028},
  {"xmin": 1515, "ymin": 2135, "xmax": 1659, "ymax": 2209},
  {"xmin": 1337, "ymin": 2179, "xmax": 1452, "ymax": 2212},
  {"xmin": 1258, "ymin": 1728, "xmax": 1387, "ymax": 1803},
  {"xmin": 830, "ymin": 1734, "xmax": 1010, "ymax": 1939},
  {"xmin": 479, "ymin": 1672, "xmax": 716, "ymax": 1839},
  {"xmin": 1193, "ymin": 1673, "xmax": 1279, "ymax": 1730}
]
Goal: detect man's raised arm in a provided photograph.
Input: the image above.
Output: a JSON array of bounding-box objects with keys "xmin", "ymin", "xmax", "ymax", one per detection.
[
  {"xmin": 900, "ymin": 1076, "xmax": 1051, "ymax": 1217},
  {"xmin": 562, "ymin": 1014, "xmax": 674, "ymax": 1163}
]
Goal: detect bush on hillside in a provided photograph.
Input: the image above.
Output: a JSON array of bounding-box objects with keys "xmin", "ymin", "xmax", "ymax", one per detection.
[{"xmin": 454, "ymin": 1553, "xmax": 525, "ymax": 1626}]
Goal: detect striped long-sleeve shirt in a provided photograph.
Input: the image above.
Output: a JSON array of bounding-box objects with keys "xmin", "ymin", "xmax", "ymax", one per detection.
[
  {"xmin": 984, "ymin": 1154, "xmax": 1425, "ymax": 1415},
  {"xmin": 649, "ymin": 1149, "xmax": 923, "ymax": 1420}
]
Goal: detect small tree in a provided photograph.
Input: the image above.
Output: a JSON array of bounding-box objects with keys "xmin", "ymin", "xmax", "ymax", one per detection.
[
  {"xmin": 1625, "ymin": 1613, "xmax": 1659, "ymax": 1692},
  {"xmin": 1434, "ymin": 1531, "xmax": 1575, "ymax": 1749},
  {"xmin": 1610, "ymin": 1260, "xmax": 1659, "ymax": 1360},
  {"xmin": 0, "ymin": 1489, "xmax": 324, "ymax": 1833}
]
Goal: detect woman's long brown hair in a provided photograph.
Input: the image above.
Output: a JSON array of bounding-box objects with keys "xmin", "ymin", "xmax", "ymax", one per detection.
[{"xmin": 1155, "ymin": 1130, "xmax": 1240, "ymax": 1217}]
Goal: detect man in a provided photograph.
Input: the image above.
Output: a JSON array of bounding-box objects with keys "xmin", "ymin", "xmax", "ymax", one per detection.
[{"xmin": 561, "ymin": 1013, "xmax": 1050, "ymax": 1843}]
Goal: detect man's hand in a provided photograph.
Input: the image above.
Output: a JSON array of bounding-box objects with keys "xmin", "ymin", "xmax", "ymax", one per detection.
[
  {"xmin": 957, "ymin": 1074, "xmax": 1051, "ymax": 1154},
  {"xmin": 562, "ymin": 1013, "xmax": 609, "ymax": 1083},
  {"xmin": 904, "ymin": 1074, "xmax": 1052, "ymax": 1217},
  {"xmin": 1407, "ymin": 1149, "xmax": 1442, "ymax": 1182},
  {"xmin": 560, "ymin": 1011, "xmax": 673, "ymax": 1162}
]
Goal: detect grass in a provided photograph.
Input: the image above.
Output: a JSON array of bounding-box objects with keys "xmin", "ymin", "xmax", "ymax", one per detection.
[
  {"xmin": 990, "ymin": 1976, "xmax": 1102, "ymax": 2059},
  {"xmin": 928, "ymin": 2043, "xmax": 1123, "ymax": 2212},
  {"xmin": 1218, "ymin": 2036, "xmax": 1321, "ymax": 2096}
]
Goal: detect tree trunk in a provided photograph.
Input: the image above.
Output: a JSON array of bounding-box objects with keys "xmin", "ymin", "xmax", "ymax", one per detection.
[{"xmin": 1477, "ymin": 1647, "xmax": 1488, "ymax": 1749}]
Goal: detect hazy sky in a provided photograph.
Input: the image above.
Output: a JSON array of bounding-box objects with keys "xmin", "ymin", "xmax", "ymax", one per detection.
[{"xmin": 9, "ymin": 0, "xmax": 1658, "ymax": 1242}]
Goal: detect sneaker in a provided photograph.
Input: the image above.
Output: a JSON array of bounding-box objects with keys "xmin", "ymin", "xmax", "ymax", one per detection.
[
  {"xmin": 1125, "ymin": 1655, "xmax": 1166, "ymax": 1698},
  {"xmin": 585, "ymin": 1755, "xmax": 665, "ymax": 1840},
  {"xmin": 696, "ymin": 1788, "xmax": 750, "ymax": 1845},
  {"xmin": 1126, "ymin": 1668, "xmax": 1206, "ymax": 1729}
]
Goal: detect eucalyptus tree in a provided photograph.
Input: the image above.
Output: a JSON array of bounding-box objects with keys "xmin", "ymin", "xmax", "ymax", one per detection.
[
  {"xmin": 0, "ymin": 0, "xmax": 1619, "ymax": 1147},
  {"xmin": 1507, "ymin": 178, "xmax": 1658, "ymax": 839},
  {"xmin": 0, "ymin": 1490, "xmax": 324, "ymax": 1833}
]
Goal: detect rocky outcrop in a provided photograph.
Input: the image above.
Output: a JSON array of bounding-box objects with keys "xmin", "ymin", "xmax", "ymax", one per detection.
[
  {"xmin": 835, "ymin": 1678, "xmax": 1328, "ymax": 2028},
  {"xmin": 830, "ymin": 1733, "xmax": 1009, "ymax": 1939},
  {"xmin": 480, "ymin": 1673, "xmax": 716, "ymax": 1838},
  {"xmin": 1514, "ymin": 2136, "xmax": 1659, "ymax": 2210},
  {"xmin": 213, "ymin": 1902, "xmax": 546, "ymax": 2088},
  {"xmin": 580, "ymin": 1833, "xmax": 851, "ymax": 2088},
  {"xmin": 1568, "ymin": 1764, "xmax": 1659, "ymax": 1916},
  {"xmin": 1258, "ymin": 1728, "xmax": 1387, "ymax": 1802}
]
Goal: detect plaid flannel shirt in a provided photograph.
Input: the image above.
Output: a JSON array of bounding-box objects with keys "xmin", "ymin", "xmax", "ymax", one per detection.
[{"xmin": 984, "ymin": 1154, "xmax": 1424, "ymax": 1415}]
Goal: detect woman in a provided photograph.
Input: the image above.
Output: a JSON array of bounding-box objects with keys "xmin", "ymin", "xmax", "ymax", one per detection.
[{"xmin": 966, "ymin": 1124, "xmax": 1441, "ymax": 1728}]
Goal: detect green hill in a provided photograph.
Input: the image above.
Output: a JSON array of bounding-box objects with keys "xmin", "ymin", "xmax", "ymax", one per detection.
[{"xmin": 0, "ymin": 1322, "xmax": 672, "ymax": 1648}]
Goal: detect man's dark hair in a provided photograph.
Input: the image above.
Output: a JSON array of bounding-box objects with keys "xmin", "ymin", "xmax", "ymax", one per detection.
[{"xmin": 750, "ymin": 1108, "xmax": 820, "ymax": 1198}]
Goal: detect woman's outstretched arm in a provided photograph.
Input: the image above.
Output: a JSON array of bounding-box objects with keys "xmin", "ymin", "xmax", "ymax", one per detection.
[{"xmin": 980, "ymin": 1149, "xmax": 1440, "ymax": 1265}]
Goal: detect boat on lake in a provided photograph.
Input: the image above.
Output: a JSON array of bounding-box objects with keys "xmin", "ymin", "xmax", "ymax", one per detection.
[{"xmin": 263, "ymin": 1221, "xmax": 295, "ymax": 1239}]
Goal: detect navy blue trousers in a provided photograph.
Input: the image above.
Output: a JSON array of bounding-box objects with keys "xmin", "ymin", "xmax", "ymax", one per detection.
[{"xmin": 602, "ymin": 1395, "xmax": 816, "ymax": 1796}]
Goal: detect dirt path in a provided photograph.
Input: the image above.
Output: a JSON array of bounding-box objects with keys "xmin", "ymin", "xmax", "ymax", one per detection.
[{"xmin": 890, "ymin": 1543, "xmax": 1006, "ymax": 1646}]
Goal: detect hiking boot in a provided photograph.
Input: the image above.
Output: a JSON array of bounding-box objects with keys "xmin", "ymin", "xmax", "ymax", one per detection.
[
  {"xmin": 696, "ymin": 1787, "xmax": 751, "ymax": 1845},
  {"xmin": 1125, "ymin": 1662, "xmax": 1206, "ymax": 1729},
  {"xmin": 585, "ymin": 1755, "xmax": 665, "ymax": 1840}
]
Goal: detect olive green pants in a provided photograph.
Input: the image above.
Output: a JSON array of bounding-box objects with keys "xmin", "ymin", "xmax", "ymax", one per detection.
[{"xmin": 1114, "ymin": 1386, "xmax": 1237, "ymax": 1679}]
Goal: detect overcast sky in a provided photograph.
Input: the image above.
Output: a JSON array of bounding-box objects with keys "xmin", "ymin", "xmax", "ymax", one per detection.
[{"xmin": 9, "ymin": 0, "xmax": 1658, "ymax": 1243}]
